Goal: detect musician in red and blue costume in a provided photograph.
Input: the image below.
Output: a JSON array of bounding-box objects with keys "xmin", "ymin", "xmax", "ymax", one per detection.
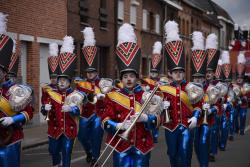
[
  {"xmin": 0, "ymin": 12, "xmax": 33, "ymax": 167},
  {"xmin": 189, "ymin": 31, "xmax": 217, "ymax": 167},
  {"xmin": 219, "ymin": 51, "xmax": 234, "ymax": 150},
  {"xmin": 101, "ymin": 23, "xmax": 161, "ymax": 167},
  {"xmin": 159, "ymin": 21, "xmax": 200, "ymax": 167},
  {"xmin": 42, "ymin": 36, "xmax": 85, "ymax": 167},
  {"xmin": 234, "ymin": 52, "xmax": 248, "ymax": 135},
  {"xmin": 40, "ymin": 43, "xmax": 59, "ymax": 118},
  {"xmin": 141, "ymin": 41, "xmax": 163, "ymax": 143},
  {"xmin": 76, "ymin": 27, "xmax": 105, "ymax": 166},
  {"xmin": 205, "ymin": 33, "xmax": 221, "ymax": 162}
]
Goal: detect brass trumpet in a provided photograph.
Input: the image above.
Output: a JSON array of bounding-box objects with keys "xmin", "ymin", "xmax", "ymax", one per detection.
[{"xmin": 202, "ymin": 108, "xmax": 208, "ymax": 125}]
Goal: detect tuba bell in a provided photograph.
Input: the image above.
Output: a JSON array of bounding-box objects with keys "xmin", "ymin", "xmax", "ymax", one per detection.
[
  {"xmin": 206, "ymin": 85, "xmax": 220, "ymax": 105},
  {"xmin": 242, "ymin": 83, "xmax": 250, "ymax": 95},
  {"xmin": 99, "ymin": 78, "xmax": 113, "ymax": 94}
]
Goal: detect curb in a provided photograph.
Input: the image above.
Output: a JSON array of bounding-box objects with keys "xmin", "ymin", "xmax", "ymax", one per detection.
[{"xmin": 22, "ymin": 139, "xmax": 48, "ymax": 150}]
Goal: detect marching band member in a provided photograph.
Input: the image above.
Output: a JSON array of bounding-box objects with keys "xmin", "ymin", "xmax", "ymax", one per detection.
[
  {"xmin": 76, "ymin": 27, "xmax": 105, "ymax": 166},
  {"xmin": 234, "ymin": 52, "xmax": 248, "ymax": 135},
  {"xmin": 205, "ymin": 34, "xmax": 221, "ymax": 162},
  {"xmin": 7, "ymin": 39, "xmax": 19, "ymax": 83},
  {"xmin": 159, "ymin": 21, "xmax": 200, "ymax": 167},
  {"xmin": 219, "ymin": 51, "xmax": 234, "ymax": 150},
  {"xmin": 141, "ymin": 41, "xmax": 163, "ymax": 143},
  {"xmin": 0, "ymin": 12, "xmax": 34, "ymax": 167},
  {"xmin": 190, "ymin": 31, "xmax": 218, "ymax": 167},
  {"xmin": 43, "ymin": 36, "xmax": 86, "ymax": 167},
  {"xmin": 40, "ymin": 43, "xmax": 59, "ymax": 118},
  {"xmin": 101, "ymin": 23, "xmax": 161, "ymax": 167}
]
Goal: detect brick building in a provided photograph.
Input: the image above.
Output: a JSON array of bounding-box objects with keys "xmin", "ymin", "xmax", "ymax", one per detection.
[
  {"xmin": 0, "ymin": 0, "xmax": 235, "ymax": 125},
  {"xmin": 0, "ymin": 0, "xmax": 67, "ymax": 124}
]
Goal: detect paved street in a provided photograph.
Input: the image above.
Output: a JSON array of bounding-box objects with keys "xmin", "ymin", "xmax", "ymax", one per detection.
[{"xmin": 21, "ymin": 113, "xmax": 250, "ymax": 167}]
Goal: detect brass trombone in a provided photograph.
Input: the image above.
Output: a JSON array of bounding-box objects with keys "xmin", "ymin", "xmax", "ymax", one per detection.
[{"xmin": 93, "ymin": 84, "xmax": 160, "ymax": 167}]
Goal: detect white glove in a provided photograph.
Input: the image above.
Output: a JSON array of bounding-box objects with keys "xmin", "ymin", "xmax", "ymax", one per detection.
[
  {"xmin": 223, "ymin": 104, "xmax": 227, "ymax": 111},
  {"xmin": 162, "ymin": 101, "xmax": 170, "ymax": 110},
  {"xmin": 202, "ymin": 103, "xmax": 210, "ymax": 111},
  {"xmin": 62, "ymin": 105, "xmax": 72, "ymax": 112},
  {"xmin": 145, "ymin": 85, "xmax": 151, "ymax": 92},
  {"xmin": 207, "ymin": 109, "xmax": 212, "ymax": 115},
  {"xmin": 142, "ymin": 92, "xmax": 151, "ymax": 103},
  {"xmin": 238, "ymin": 100, "xmax": 242, "ymax": 105},
  {"xmin": 116, "ymin": 120, "xmax": 132, "ymax": 130},
  {"xmin": 188, "ymin": 117, "xmax": 197, "ymax": 129},
  {"xmin": 0, "ymin": 117, "xmax": 14, "ymax": 126},
  {"xmin": 97, "ymin": 93, "xmax": 105, "ymax": 100},
  {"xmin": 45, "ymin": 104, "xmax": 52, "ymax": 111},
  {"xmin": 130, "ymin": 113, "xmax": 148, "ymax": 123}
]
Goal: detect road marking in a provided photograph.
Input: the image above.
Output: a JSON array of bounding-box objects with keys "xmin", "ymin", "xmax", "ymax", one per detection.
[
  {"xmin": 245, "ymin": 125, "xmax": 250, "ymax": 132},
  {"xmin": 71, "ymin": 155, "xmax": 86, "ymax": 164}
]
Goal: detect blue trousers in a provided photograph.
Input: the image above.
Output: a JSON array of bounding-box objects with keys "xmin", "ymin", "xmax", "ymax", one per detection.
[
  {"xmin": 194, "ymin": 125, "xmax": 210, "ymax": 167},
  {"xmin": 219, "ymin": 114, "xmax": 229, "ymax": 149},
  {"xmin": 165, "ymin": 125, "xmax": 192, "ymax": 167},
  {"xmin": 0, "ymin": 142, "xmax": 21, "ymax": 167},
  {"xmin": 229, "ymin": 108, "xmax": 235, "ymax": 137},
  {"xmin": 235, "ymin": 107, "xmax": 247, "ymax": 134},
  {"xmin": 210, "ymin": 115, "xmax": 220, "ymax": 155},
  {"xmin": 113, "ymin": 147, "xmax": 150, "ymax": 167},
  {"xmin": 48, "ymin": 135, "xmax": 75, "ymax": 167},
  {"xmin": 78, "ymin": 115, "xmax": 103, "ymax": 159}
]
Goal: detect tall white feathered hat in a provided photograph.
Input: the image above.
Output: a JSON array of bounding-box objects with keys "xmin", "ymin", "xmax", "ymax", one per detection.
[
  {"xmin": 236, "ymin": 52, "xmax": 246, "ymax": 78},
  {"xmin": 164, "ymin": 20, "xmax": 185, "ymax": 71},
  {"xmin": 81, "ymin": 27, "xmax": 98, "ymax": 72},
  {"xmin": 58, "ymin": 36, "xmax": 77, "ymax": 79},
  {"xmin": 151, "ymin": 41, "xmax": 162, "ymax": 73},
  {"xmin": 221, "ymin": 50, "xmax": 232, "ymax": 81},
  {"xmin": 116, "ymin": 23, "xmax": 141, "ymax": 78},
  {"xmin": 0, "ymin": 12, "xmax": 14, "ymax": 71},
  {"xmin": 47, "ymin": 43, "xmax": 59, "ymax": 77},
  {"xmin": 206, "ymin": 33, "xmax": 220, "ymax": 72},
  {"xmin": 191, "ymin": 31, "xmax": 207, "ymax": 77}
]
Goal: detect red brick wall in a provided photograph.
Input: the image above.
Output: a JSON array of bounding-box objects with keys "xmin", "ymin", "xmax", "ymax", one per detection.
[
  {"xmin": 0, "ymin": 0, "xmax": 67, "ymax": 113},
  {"xmin": 67, "ymin": 0, "xmax": 116, "ymax": 78},
  {"xmin": 0, "ymin": 0, "xmax": 67, "ymax": 38}
]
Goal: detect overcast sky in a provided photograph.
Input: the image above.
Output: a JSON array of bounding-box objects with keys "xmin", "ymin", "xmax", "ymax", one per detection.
[{"xmin": 212, "ymin": 0, "xmax": 250, "ymax": 28}]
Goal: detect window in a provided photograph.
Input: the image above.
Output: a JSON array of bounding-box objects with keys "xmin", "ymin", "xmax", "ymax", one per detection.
[
  {"xmin": 130, "ymin": 5, "xmax": 137, "ymax": 26},
  {"xmin": 142, "ymin": 9, "xmax": 148, "ymax": 30},
  {"xmin": 80, "ymin": 0, "xmax": 89, "ymax": 24},
  {"xmin": 149, "ymin": 12, "xmax": 154, "ymax": 31},
  {"xmin": 155, "ymin": 14, "xmax": 160, "ymax": 34},
  {"xmin": 99, "ymin": 0, "xmax": 108, "ymax": 29},
  {"xmin": 100, "ymin": 0, "xmax": 106, "ymax": 9},
  {"xmin": 118, "ymin": 0, "xmax": 124, "ymax": 22}
]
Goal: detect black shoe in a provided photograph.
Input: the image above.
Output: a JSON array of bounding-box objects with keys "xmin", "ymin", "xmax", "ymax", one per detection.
[
  {"xmin": 240, "ymin": 131, "xmax": 245, "ymax": 135},
  {"xmin": 86, "ymin": 153, "xmax": 92, "ymax": 163},
  {"xmin": 91, "ymin": 159, "xmax": 98, "ymax": 167},
  {"xmin": 229, "ymin": 136, "xmax": 234, "ymax": 141},
  {"xmin": 209, "ymin": 155, "xmax": 215, "ymax": 162},
  {"xmin": 219, "ymin": 147, "xmax": 225, "ymax": 151}
]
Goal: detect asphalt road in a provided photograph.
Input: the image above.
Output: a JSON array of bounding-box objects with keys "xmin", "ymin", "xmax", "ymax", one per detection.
[{"xmin": 21, "ymin": 112, "xmax": 250, "ymax": 167}]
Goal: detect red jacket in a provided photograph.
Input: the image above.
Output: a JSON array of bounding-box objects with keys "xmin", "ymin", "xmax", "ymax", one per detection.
[
  {"xmin": 0, "ymin": 82, "xmax": 33, "ymax": 145},
  {"xmin": 43, "ymin": 88, "xmax": 79, "ymax": 139},
  {"xmin": 76, "ymin": 79, "xmax": 105, "ymax": 118},
  {"xmin": 159, "ymin": 81, "xmax": 199, "ymax": 131},
  {"xmin": 101, "ymin": 87, "xmax": 159, "ymax": 154}
]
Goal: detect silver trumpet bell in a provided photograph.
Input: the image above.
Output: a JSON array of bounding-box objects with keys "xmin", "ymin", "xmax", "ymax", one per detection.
[
  {"xmin": 64, "ymin": 90, "xmax": 86, "ymax": 109},
  {"xmin": 207, "ymin": 85, "xmax": 220, "ymax": 104},
  {"xmin": 216, "ymin": 82, "xmax": 228, "ymax": 97},
  {"xmin": 99, "ymin": 78, "xmax": 113, "ymax": 94},
  {"xmin": 242, "ymin": 83, "xmax": 250, "ymax": 95},
  {"xmin": 185, "ymin": 82, "xmax": 204, "ymax": 104}
]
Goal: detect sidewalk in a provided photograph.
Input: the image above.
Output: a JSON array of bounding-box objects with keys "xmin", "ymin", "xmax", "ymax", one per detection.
[{"xmin": 22, "ymin": 123, "xmax": 48, "ymax": 150}]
